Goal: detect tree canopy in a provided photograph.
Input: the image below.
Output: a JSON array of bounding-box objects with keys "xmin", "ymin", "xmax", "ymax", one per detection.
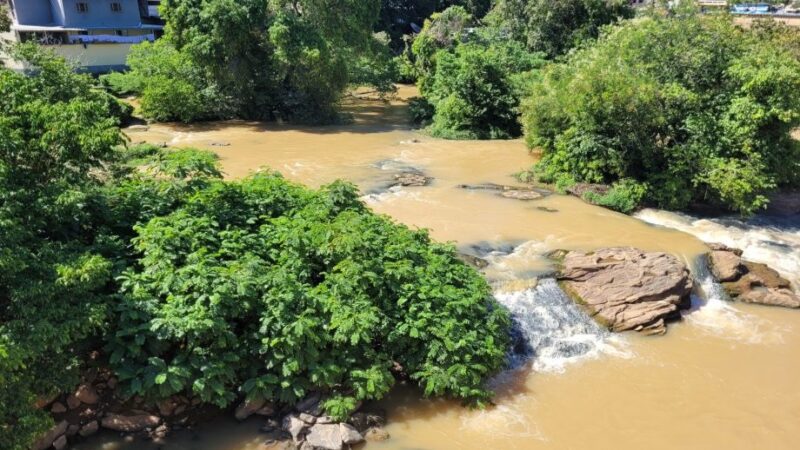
[{"xmin": 523, "ymin": 15, "xmax": 800, "ymax": 214}]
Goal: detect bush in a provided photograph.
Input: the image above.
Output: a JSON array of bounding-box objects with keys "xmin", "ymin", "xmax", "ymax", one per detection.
[
  {"xmin": 425, "ymin": 42, "xmax": 543, "ymax": 139},
  {"xmin": 107, "ymin": 173, "xmax": 510, "ymax": 416},
  {"xmin": 522, "ymin": 15, "xmax": 800, "ymax": 214},
  {"xmin": 583, "ymin": 179, "xmax": 648, "ymax": 214}
]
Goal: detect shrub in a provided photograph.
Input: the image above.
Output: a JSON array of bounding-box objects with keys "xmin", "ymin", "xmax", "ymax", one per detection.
[
  {"xmin": 107, "ymin": 173, "xmax": 510, "ymax": 417},
  {"xmin": 583, "ymin": 179, "xmax": 648, "ymax": 214},
  {"xmin": 425, "ymin": 42, "xmax": 543, "ymax": 139},
  {"xmin": 522, "ymin": 15, "xmax": 800, "ymax": 214}
]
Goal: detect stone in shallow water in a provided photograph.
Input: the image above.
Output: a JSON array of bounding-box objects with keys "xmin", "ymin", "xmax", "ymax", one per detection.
[
  {"xmin": 305, "ymin": 423, "xmax": 342, "ymax": 450},
  {"xmin": 558, "ymin": 247, "xmax": 693, "ymax": 334}
]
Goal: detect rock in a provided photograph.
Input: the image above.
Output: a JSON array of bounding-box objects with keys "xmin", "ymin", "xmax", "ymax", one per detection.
[
  {"xmin": 295, "ymin": 393, "xmax": 322, "ymax": 415},
  {"xmin": 106, "ymin": 377, "xmax": 118, "ymax": 389},
  {"xmin": 304, "ymin": 423, "xmax": 342, "ymax": 450},
  {"xmin": 458, "ymin": 183, "xmax": 549, "ymax": 201},
  {"xmin": 51, "ymin": 402, "xmax": 67, "ymax": 414},
  {"xmin": 315, "ymin": 415, "xmax": 335, "ymax": 424},
  {"xmin": 722, "ymin": 261, "xmax": 792, "ymax": 296},
  {"xmin": 52, "ymin": 435, "xmax": 68, "ymax": 450},
  {"xmin": 66, "ymin": 394, "xmax": 81, "ymax": 410},
  {"xmin": 32, "ymin": 420, "xmax": 68, "ymax": 450},
  {"xmin": 298, "ymin": 413, "xmax": 317, "ymax": 424},
  {"xmin": 127, "ymin": 125, "xmax": 149, "ymax": 132},
  {"xmin": 235, "ymin": 397, "xmax": 267, "ymax": 421},
  {"xmin": 282, "ymin": 414, "xmax": 307, "ymax": 442},
  {"xmin": 210, "ymin": 141, "xmax": 231, "ymax": 147},
  {"xmin": 557, "ymin": 247, "xmax": 693, "ymax": 334},
  {"xmin": 364, "ymin": 427, "xmax": 390, "ymax": 442},
  {"xmin": 708, "ymin": 250, "xmax": 745, "ymax": 282},
  {"xmin": 566, "ymin": 183, "xmax": 610, "ymax": 199},
  {"xmin": 348, "ymin": 412, "xmax": 386, "ymax": 433},
  {"xmin": 707, "ymin": 243, "xmax": 743, "ymax": 256},
  {"xmin": 739, "ymin": 287, "xmax": 800, "ymax": 308},
  {"xmin": 457, "ymin": 253, "xmax": 489, "ymax": 269},
  {"xmin": 256, "ymin": 404, "xmax": 276, "ymax": 416},
  {"xmin": 79, "ymin": 420, "xmax": 100, "ymax": 437},
  {"xmin": 499, "ymin": 189, "xmax": 543, "ymax": 201},
  {"xmin": 66, "ymin": 424, "xmax": 80, "ymax": 436},
  {"xmin": 75, "ymin": 383, "xmax": 99, "ymax": 405},
  {"xmin": 101, "ymin": 413, "xmax": 161, "ymax": 432},
  {"xmin": 34, "ymin": 393, "xmax": 59, "ymax": 410},
  {"xmin": 261, "ymin": 418, "xmax": 281, "ymax": 433},
  {"xmin": 157, "ymin": 398, "xmax": 178, "ymax": 417},
  {"xmin": 339, "ymin": 423, "xmax": 364, "ymax": 445},
  {"xmin": 261, "ymin": 441, "xmax": 296, "ymax": 450},
  {"xmin": 393, "ymin": 172, "xmax": 431, "ymax": 187}
]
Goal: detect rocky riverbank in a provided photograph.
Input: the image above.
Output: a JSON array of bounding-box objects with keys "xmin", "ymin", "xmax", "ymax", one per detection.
[{"xmin": 31, "ymin": 361, "xmax": 388, "ymax": 450}]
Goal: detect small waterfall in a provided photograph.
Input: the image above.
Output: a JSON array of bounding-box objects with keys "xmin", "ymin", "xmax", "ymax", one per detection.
[
  {"xmin": 495, "ymin": 278, "xmax": 631, "ymax": 373},
  {"xmin": 684, "ymin": 256, "xmax": 788, "ymax": 344},
  {"xmin": 636, "ymin": 209, "xmax": 800, "ymax": 288}
]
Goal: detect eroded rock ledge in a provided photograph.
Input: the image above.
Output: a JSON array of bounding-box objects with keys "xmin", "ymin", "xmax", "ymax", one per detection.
[
  {"xmin": 707, "ymin": 243, "xmax": 800, "ymax": 308},
  {"xmin": 554, "ymin": 247, "xmax": 693, "ymax": 335}
]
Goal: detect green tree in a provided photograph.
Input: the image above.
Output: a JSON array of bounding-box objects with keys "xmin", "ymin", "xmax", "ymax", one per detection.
[
  {"xmin": 523, "ymin": 15, "xmax": 800, "ymax": 214},
  {"xmin": 427, "ymin": 41, "xmax": 543, "ymax": 139},
  {"xmin": 0, "ymin": 45, "xmax": 123, "ymax": 450},
  {"xmin": 487, "ymin": 0, "xmax": 633, "ymax": 58}
]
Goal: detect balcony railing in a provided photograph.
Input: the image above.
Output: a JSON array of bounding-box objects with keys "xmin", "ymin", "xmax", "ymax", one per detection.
[{"xmin": 67, "ymin": 34, "xmax": 156, "ymax": 44}]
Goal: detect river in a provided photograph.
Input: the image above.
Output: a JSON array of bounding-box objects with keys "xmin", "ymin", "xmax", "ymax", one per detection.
[{"xmin": 82, "ymin": 86, "xmax": 800, "ymax": 450}]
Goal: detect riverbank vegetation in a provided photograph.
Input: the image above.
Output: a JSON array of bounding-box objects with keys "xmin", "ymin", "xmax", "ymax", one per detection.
[
  {"xmin": 524, "ymin": 14, "xmax": 800, "ymax": 215},
  {"xmin": 0, "ymin": 46, "xmax": 510, "ymax": 450}
]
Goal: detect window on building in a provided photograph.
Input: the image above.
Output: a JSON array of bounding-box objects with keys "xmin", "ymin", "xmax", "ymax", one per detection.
[
  {"xmin": 76, "ymin": 2, "xmax": 89, "ymax": 13},
  {"xmin": 111, "ymin": 2, "xmax": 123, "ymax": 12}
]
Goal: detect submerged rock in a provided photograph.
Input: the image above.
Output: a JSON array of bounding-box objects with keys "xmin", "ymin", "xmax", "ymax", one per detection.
[
  {"xmin": 458, "ymin": 183, "xmax": 549, "ymax": 201},
  {"xmin": 393, "ymin": 172, "xmax": 431, "ymax": 187},
  {"xmin": 457, "ymin": 253, "xmax": 489, "ymax": 269},
  {"xmin": 101, "ymin": 413, "xmax": 161, "ymax": 432},
  {"xmin": 708, "ymin": 244, "xmax": 800, "ymax": 308},
  {"xmin": 557, "ymin": 247, "xmax": 693, "ymax": 335},
  {"xmin": 32, "ymin": 420, "xmax": 68, "ymax": 450},
  {"xmin": 235, "ymin": 397, "xmax": 268, "ymax": 421}
]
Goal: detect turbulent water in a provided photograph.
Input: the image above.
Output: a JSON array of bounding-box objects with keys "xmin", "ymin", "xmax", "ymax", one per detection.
[{"xmin": 82, "ymin": 86, "xmax": 800, "ymax": 450}]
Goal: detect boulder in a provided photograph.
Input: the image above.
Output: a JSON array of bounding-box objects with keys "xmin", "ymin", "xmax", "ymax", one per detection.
[
  {"xmin": 157, "ymin": 398, "xmax": 178, "ymax": 416},
  {"xmin": 739, "ymin": 288, "xmax": 800, "ymax": 308},
  {"xmin": 66, "ymin": 394, "xmax": 81, "ymax": 410},
  {"xmin": 339, "ymin": 423, "xmax": 364, "ymax": 445},
  {"xmin": 79, "ymin": 420, "xmax": 100, "ymax": 437},
  {"xmin": 708, "ymin": 245, "xmax": 799, "ymax": 309},
  {"xmin": 282, "ymin": 414, "xmax": 307, "ymax": 442},
  {"xmin": 457, "ymin": 253, "xmax": 489, "ymax": 269},
  {"xmin": 304, "ymin": 423, "xmax": 342, "ymax": 450},
  {"xmin": 52, "ymin": 435, "xmax": 67, "ymax": 450},
  {"xmin": 393, "ymin": 172, "xmax": 431, "ymax": 187},
  {"xmin": 557, "ymin": 247, "xmax": 693, "ymax": 335},
  {"xmin": 295, "ymin": 393, "xmax": 323, "ymax": 415},
  {"xmin": 50, "ymin": 402, "xmax": 67, "ymax": 414},
  {"xmin": 101, "ymin": 413, "xmax": 161, "ymax": 432},
  {"xmin": 235, "ymin": 397, "xmax": 267, "ymax": 421},
  {"xmin": 364, "ymin": 427, "xmax": 390, "ymax": 442},
  {"xmin": 255, "ymin": 404, "xmax": 276, "ymax": 416},
  {"xmin": 348, "ymin": 411, "xmax": 385, "ymax": 433},
  {"xmin": 74, "ymin": 383, "xmax": 99, "ymax": 405},
  {"xmin": 33, "ymin": 420, "xmax": 68, "ymax": 450},
  {"xmin": 458, "ymin": 183, "xmax": 549, "ymax": 201},
  {"xmin": 66, "ymin": 424, "xmax": 80, "ymax": 437},
  {"xmin": 708, "ymin": 250, "xmax": 745, "ymax": 282}
]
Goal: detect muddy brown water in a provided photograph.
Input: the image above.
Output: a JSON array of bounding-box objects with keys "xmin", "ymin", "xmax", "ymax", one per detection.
[{"xmin": 84, "ymin": 86, "xmax": 800, "ymax": 450}]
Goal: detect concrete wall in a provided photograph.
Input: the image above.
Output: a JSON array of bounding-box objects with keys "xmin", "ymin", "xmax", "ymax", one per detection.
[
  {"xmin": 9, "ymin": 0, "xmax": 54, "ymax": 24},
  {"xmin": 61, "ymin": 0, "xmax": 142, "ymax": 28},
  {"xmin": 47, "ymin": 42, "xmax": 134, "ymax": 73}
]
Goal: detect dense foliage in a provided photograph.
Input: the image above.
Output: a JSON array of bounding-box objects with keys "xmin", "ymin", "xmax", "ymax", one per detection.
[
  {"xmin": 0, "ymin": 46, "xmax": 124, "ymax": 449},
  {"xmin": 104, "ymin": 0, "xmax": 386, "ymax": 123},
  {"xmin": 1, "ymin": 45, "xmax": 510, "ymax": 449},
  {"xmin": 487, "ymin": 0, "xmax": 633, "ymax": 58},
  {"xmin": 523, "ymin": 15, "xmax": 800, "ymax": 214},
  {"xmin": 109, "ymin": 173, "xmax": 509, "ymax": 417},
  {"xmin": 407, "ymin": 6, "xmax": 544, "ymax": 139},
  {"xmin": 377, "ymin": 0, "xmax": 491, "ymax": 51}
]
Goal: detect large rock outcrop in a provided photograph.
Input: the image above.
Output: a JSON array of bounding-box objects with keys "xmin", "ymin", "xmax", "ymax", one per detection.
[
  {"xmin": 707, "ymin": 244, "xmax": 800, "ymax": 308},
  {"xmin": 557, "ymin": 247, "xmax": 693, "ymax": 335}
]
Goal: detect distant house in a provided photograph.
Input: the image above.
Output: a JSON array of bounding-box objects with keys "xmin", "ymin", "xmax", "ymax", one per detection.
[{"xmin": 1, "ymin": 0, "xmax": 164, "ymax": 73}]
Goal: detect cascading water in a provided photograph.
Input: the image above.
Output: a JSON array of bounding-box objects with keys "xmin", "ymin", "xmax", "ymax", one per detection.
[
  {"xmin": 683, "ymin": 255, "xmax": 789, "ymax": 345},
  {"xmin": 636, "ymin": 209, "xmax": 800, "ymax": 287},
  {"xmin": 494, "ymin": 278, "xmax": 632, "ymax": 373}
]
